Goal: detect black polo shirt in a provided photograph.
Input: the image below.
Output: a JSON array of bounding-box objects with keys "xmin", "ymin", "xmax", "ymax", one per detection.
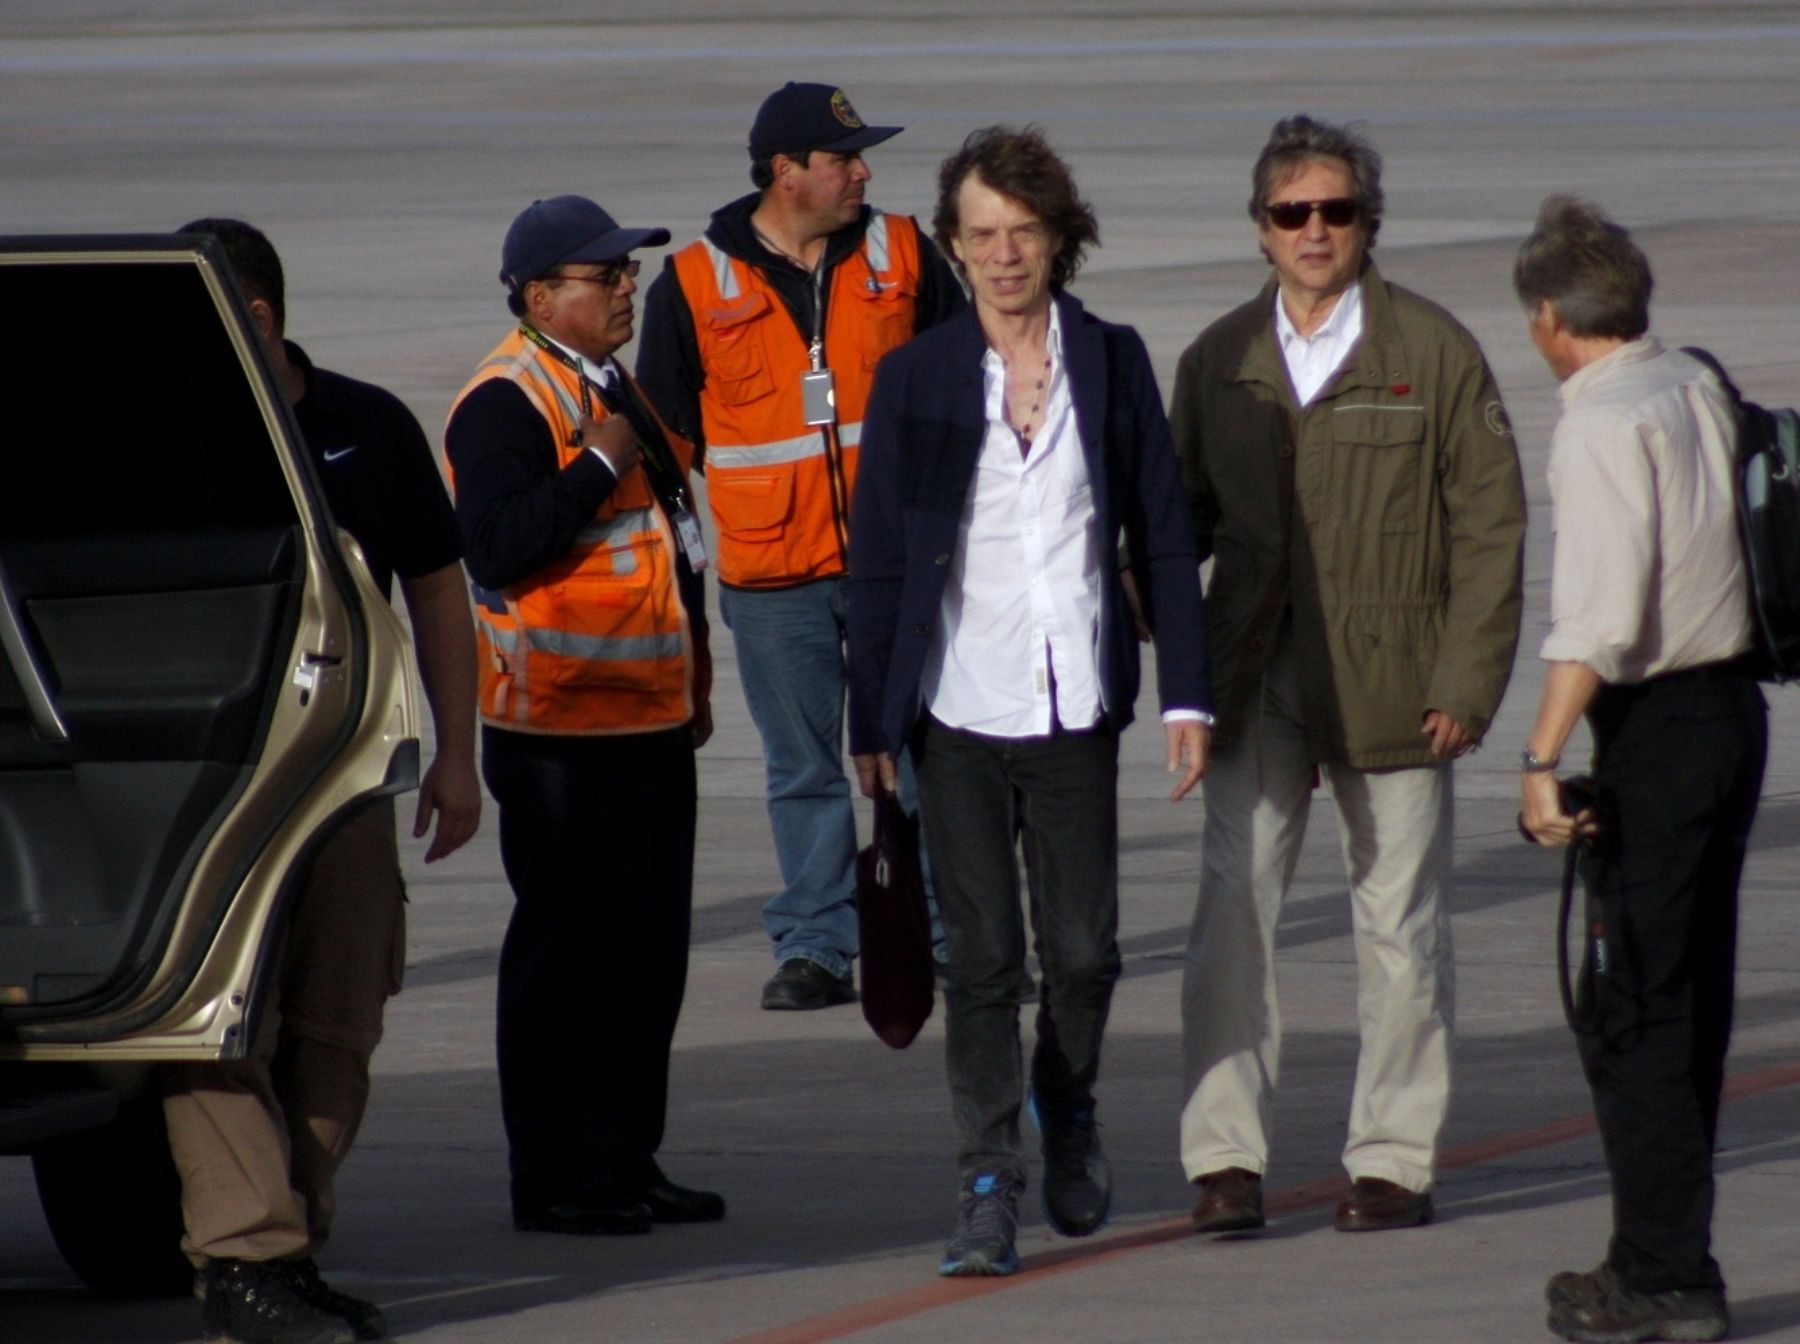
[{"xmin": 288, "ymin": 340, "xmax": 462, "ymax": 600}]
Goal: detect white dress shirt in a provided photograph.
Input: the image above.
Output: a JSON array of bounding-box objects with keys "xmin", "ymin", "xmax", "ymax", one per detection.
[
  {"xmin": 1540, "ymin": 338, "xmax": 1751, "ymax": 683},
  {"xmin": 921, "ymin": 305, "xmax": 1106, "ymax": 738},
  {"xmin": 1275, "ymin": 280, "xmax": 1364, "ymax": 406}
]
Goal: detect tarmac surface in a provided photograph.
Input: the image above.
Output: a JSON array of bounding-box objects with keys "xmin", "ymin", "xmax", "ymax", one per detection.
[{"xmin": 3, "ymin": 3, "xmax": 1799, "ymax": 1341}]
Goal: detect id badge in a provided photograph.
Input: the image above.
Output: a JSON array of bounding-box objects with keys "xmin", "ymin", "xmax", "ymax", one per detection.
[
  {"xmin": 801, "ymin": 367, "xmax": 837, "ymax": 427},
  {"xmin": 672, "ymin": 507, "xmax": 709, "ymax": 571}
]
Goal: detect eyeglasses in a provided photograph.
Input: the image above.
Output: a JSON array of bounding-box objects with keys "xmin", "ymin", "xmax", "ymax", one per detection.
[
  {"xmin": 1262, "ymin": 198, "xmax": 1359, "ymax": 231},
  {"xmin": 546, "ymin": 259, "xmax": 642, "ymax": 288}
]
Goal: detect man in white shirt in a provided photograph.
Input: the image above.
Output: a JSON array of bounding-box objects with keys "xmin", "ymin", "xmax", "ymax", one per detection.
[
  {"xmin": 1169, "ymin": 115, "xmax": 1526, "ymax": 1237},
  {"xmin": 847, "ymin": 126, "xmax": 1212, "ymax": 1279},
  {"xmin": 1516, "ymin": 195, "xmax": 1762, "ymax": 1344}
]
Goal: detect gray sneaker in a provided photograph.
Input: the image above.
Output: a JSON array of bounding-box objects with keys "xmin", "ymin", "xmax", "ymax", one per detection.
[
  {"xmin": 938, "ymin": 1170, "xmax": 1021, "ymax": 1277},
  {"xmin": 1546, "ymin": 1266, "xmax": 1728, "ymax": 1343}
]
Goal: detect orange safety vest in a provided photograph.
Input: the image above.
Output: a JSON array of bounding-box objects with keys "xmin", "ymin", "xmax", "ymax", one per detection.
[
  {"xmin": 446, "ymin": 329, "xmax": 700, "ymax": 735},
  {"xmin": 671, "ymin": 209, "xmax": 924, "ymax": 588}
]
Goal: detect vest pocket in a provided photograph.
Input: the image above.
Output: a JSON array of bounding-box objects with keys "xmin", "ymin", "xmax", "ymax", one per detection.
[
  {"xmin": 710, "ymin": 469, "xmax": 794, "ymax": 540},
  {"xmin": 706, "ymin": 293, "xmax": 778, "ymax": 404},
  {"xmin": 854, "ymin": 282, "xmax": 916, "ymax": 369},
  {"xmin": 535, "ymin": 543, "xmax": 677, "ymax": 694}
]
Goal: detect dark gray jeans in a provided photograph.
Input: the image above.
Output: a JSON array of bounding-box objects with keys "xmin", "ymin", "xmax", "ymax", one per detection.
[{"xmin": 915, "ymin": 717, "xmax": 1121, "ymax": 1183}]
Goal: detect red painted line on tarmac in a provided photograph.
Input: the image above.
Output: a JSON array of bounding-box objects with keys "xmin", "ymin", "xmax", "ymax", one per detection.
[{"xmin": 726, "ymin": 1057, "xmax": 1800, "ymax": 1344}]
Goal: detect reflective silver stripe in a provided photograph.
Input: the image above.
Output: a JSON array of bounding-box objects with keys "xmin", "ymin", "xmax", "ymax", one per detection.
[
  {"xmin": 476, "ymin": 614, "xmax": 518, "ymax": 654},
  {"xmin": 707, "ymin": 421, "xmax": 862, "ymax": 469},
  {"xmin": 574, "ymin": 507, "xmax": 651, "ymax": 574},
  {"xmin": 523, "ymin": 628, "xmax": 685, "ymax": 661},
  {"xmin": 574, "ymin": 507, "xmax": 652, "ymax": 547},
  {"xmin": 707, "ymin": 432, "xmax": 826, "ymax": 469},
  {"xmin": 863, "ymin": 208, "xmax": 889, "ymax": 273},
  {"xmin": 523, "ymin": 360, "xmax": 582, "ymax": 426},
  {"xmin": 702, "ymin": 239, "xmax": 740, "ymax": 302}
]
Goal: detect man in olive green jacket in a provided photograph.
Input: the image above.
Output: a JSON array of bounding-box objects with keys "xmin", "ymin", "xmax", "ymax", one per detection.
[{"xmin": 1174, "ymin": 116, "xmax": 1525, "ymax": 1238}]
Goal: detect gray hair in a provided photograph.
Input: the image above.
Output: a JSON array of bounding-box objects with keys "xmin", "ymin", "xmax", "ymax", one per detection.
[
  {"xmin": 1248, "ymin": 114, "xmax": 1384, "ymax": 245},
  {"xmin": 1512, "ymin": 195, "xmax": 1652, "ymax": 339}
]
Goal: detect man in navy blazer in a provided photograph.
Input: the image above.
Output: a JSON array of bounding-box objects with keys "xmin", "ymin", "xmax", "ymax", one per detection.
[{"xmin": 846, "ymin": 126, "xmax": 1212, "ymax": 1279}]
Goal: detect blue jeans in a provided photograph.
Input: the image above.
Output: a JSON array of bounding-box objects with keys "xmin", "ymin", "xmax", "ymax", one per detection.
[{"xmin": 721, "ymin": 579, "xmax": 940, "ymax": 978}]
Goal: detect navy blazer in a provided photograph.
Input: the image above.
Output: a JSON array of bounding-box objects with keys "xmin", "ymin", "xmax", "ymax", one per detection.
[{"xmin": 846, "ymin": 290, "xmax": 1212, "ymax": 757}]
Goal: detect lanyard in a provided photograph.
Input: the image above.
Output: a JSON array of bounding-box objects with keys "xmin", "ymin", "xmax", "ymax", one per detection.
[
  {"xmin": 808, "ymin": 264, "xmax": 825, "ymax": 371},
  {"xmin": 516, "ymin": 323, "xmax": 705, "ymax": 570},
  {"xmin": 517, "ymin": 323, "xmax": 677, "ymax": 480}
]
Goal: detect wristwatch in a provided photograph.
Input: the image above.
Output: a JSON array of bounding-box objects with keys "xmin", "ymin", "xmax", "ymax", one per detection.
[{"xmin": 1520, "ymin": 748, "xmax": 1560, "ymax": 773}]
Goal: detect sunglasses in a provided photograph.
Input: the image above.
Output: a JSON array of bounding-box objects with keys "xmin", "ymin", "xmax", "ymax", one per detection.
[
  {"xmin": 1263, "ymin": 198, "xmax": 1360, "ymax": 231},
  {"xmin": 547, "ymin": 259, "xmax": 642, "ymax": 288}
]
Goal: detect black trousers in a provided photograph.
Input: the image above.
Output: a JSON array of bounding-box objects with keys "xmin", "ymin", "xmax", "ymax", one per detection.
[
  {"xmin": 481, "ymin": 724, "xmax": 697, "ymax": 1208},
  {"xmin": 914, "ymin": 717, "xmax": 1120, "ymax": 1183},
  {"xmin": 1576, "ymin": 663, "xmax": 1765, "ymax": 1294}
]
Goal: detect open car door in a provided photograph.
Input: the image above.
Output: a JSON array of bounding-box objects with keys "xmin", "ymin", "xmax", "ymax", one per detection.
[{"xmin": 0, "ymin": 235, "xmax": 418, "ymax": 1064}]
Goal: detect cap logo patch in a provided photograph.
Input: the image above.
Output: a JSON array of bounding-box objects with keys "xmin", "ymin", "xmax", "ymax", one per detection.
[{"xmin": 830, "ymin": 89, "xmax": 863, "ymax": 130}]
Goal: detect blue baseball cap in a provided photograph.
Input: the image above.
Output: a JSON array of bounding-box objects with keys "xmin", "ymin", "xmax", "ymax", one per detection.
[
  {"xmin": 748, "ymin": 83, "xmax": 902, "ymax": 160},
  {"xmin": 500, "ymin": 195, "xmax": 670, "ymax": 290}
]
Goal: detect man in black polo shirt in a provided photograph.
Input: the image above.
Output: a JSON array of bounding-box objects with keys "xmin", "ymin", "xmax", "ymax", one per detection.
[{"xmin": 161, "ymin": 219, "xmax": 480, "ymax": 1344}]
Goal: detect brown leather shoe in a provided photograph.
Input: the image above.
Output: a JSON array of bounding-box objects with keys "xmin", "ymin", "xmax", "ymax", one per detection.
[
  {"xmin": 1190, "ymin": 1166, "xmax": 1264, "ymax": 1235},
  {"xmin": 1334, "ymin": 1177, "xmax": 1433, "ymax": 1232}
]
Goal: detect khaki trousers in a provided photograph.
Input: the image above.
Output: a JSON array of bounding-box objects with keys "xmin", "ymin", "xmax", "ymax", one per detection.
[
  {"xmin": 1179, "ymin": 637, "xmax": 1453, "ymax": 1193},
  {"xmin": 163, "ymin": 799, "xmax": 406, "ymax": 1264}
]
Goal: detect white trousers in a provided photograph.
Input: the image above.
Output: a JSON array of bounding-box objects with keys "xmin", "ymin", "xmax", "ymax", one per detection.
[{"xmin": 1179, "ymin": 636, "xmax": 1454, "ymax": 1193}]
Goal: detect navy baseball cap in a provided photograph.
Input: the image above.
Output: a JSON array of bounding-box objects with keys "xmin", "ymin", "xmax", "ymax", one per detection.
[
  {"xmin": 500, "ymin": 195, "xmax": 670, "ymax": 289},
  {"xmin": 748, "ymin": 83, "xmax": 902, "ymax": 160}
]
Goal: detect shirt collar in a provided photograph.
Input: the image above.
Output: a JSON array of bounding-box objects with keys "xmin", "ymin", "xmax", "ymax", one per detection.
[
  {"xmin": 541, "ymin": 332, "xmax": 619, "ymax": 389},
  {"xmin": 980, "ymin": 298, "xmax": 1065, "ymax": 376},
  {"xmin": 1558, "ymin": 336, "xmax": 1662, "ymax": 406},
  {"xmin": 1274, "ymin": 278, "xmax": 1362, "ymax": 351}
]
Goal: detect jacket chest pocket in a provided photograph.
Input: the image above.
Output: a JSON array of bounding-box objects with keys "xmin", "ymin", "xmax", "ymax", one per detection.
[
  {"xmin": 704, "ymin": 291, "xmax": 777, "ymax": 406},
  {"xmin": 1328, "ymin": 404, "xmax": 1427, "ymax": 534}
]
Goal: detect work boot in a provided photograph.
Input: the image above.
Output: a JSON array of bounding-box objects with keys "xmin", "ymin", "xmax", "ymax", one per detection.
[
  {"xmin": 201, "ymin": 1258, "xmax": 353, "ymax": 1344},
  {"xmin": 286, "ymin": 1258, "xmax": 387, "ymax": 1340}
]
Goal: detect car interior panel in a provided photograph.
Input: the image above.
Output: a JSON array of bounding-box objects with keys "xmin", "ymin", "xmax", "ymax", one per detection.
[{"xmin": 0, "ymin": 255, "xmax": 304, "ymax": 1017}]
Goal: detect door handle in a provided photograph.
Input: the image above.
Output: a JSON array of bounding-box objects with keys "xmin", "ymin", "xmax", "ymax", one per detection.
[{"xmin": 291, "ymin": 648, "xmax": 343, "ymax": 706}]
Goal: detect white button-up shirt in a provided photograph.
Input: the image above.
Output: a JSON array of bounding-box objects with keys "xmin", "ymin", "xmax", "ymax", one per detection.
[
  {"xmin": 921, "ymin": 305, "xmax": 1106, "ymax": 738},
  {"xmin": 1275, "ymin": 280, "xmax": 1364, "ymax": 406}
]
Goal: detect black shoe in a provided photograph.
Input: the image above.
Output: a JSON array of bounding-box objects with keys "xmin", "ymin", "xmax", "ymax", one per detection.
[
  {"xmin": 285, "ymin": 1259, "xmax": 387, "ymax": 1341},
  {"xmin": 202, "ymin": 1258, "xmax": 354, "ymax": 1344},
  {"xmin": 761, "ymin": 958, "xmax": 857, "ymax": 1010},
  {"xmin": 1038, "ymin": 1104, "xmax": 1111, "ymax": 1238},
  {"xmin": 512, "ymin": 1197, "xmax": 653, "ymax": 1235},
  {"xmin": 635, "ymin": 1179, "xmax": 726, "ymax": 1223}
]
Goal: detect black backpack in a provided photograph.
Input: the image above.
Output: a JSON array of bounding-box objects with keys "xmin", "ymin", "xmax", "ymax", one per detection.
[{"xmin": 1683, "ymin": 348, "xmax": 1800, "ymax": 682}]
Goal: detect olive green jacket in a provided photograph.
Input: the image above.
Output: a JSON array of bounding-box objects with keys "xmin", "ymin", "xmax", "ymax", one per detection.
[{"xmin": 1171, "ymin": 263, "xmax": 1525, "ymax": 767}]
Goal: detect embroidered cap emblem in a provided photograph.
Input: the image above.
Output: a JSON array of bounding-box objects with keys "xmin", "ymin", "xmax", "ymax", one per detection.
[
  {"xmin": 1483, "ymin": 399, "xmax": 1513, "ymax": 438},
  {"xmin": 830, "ymin": 89, "xmax": 864, "ymax": 130}
]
